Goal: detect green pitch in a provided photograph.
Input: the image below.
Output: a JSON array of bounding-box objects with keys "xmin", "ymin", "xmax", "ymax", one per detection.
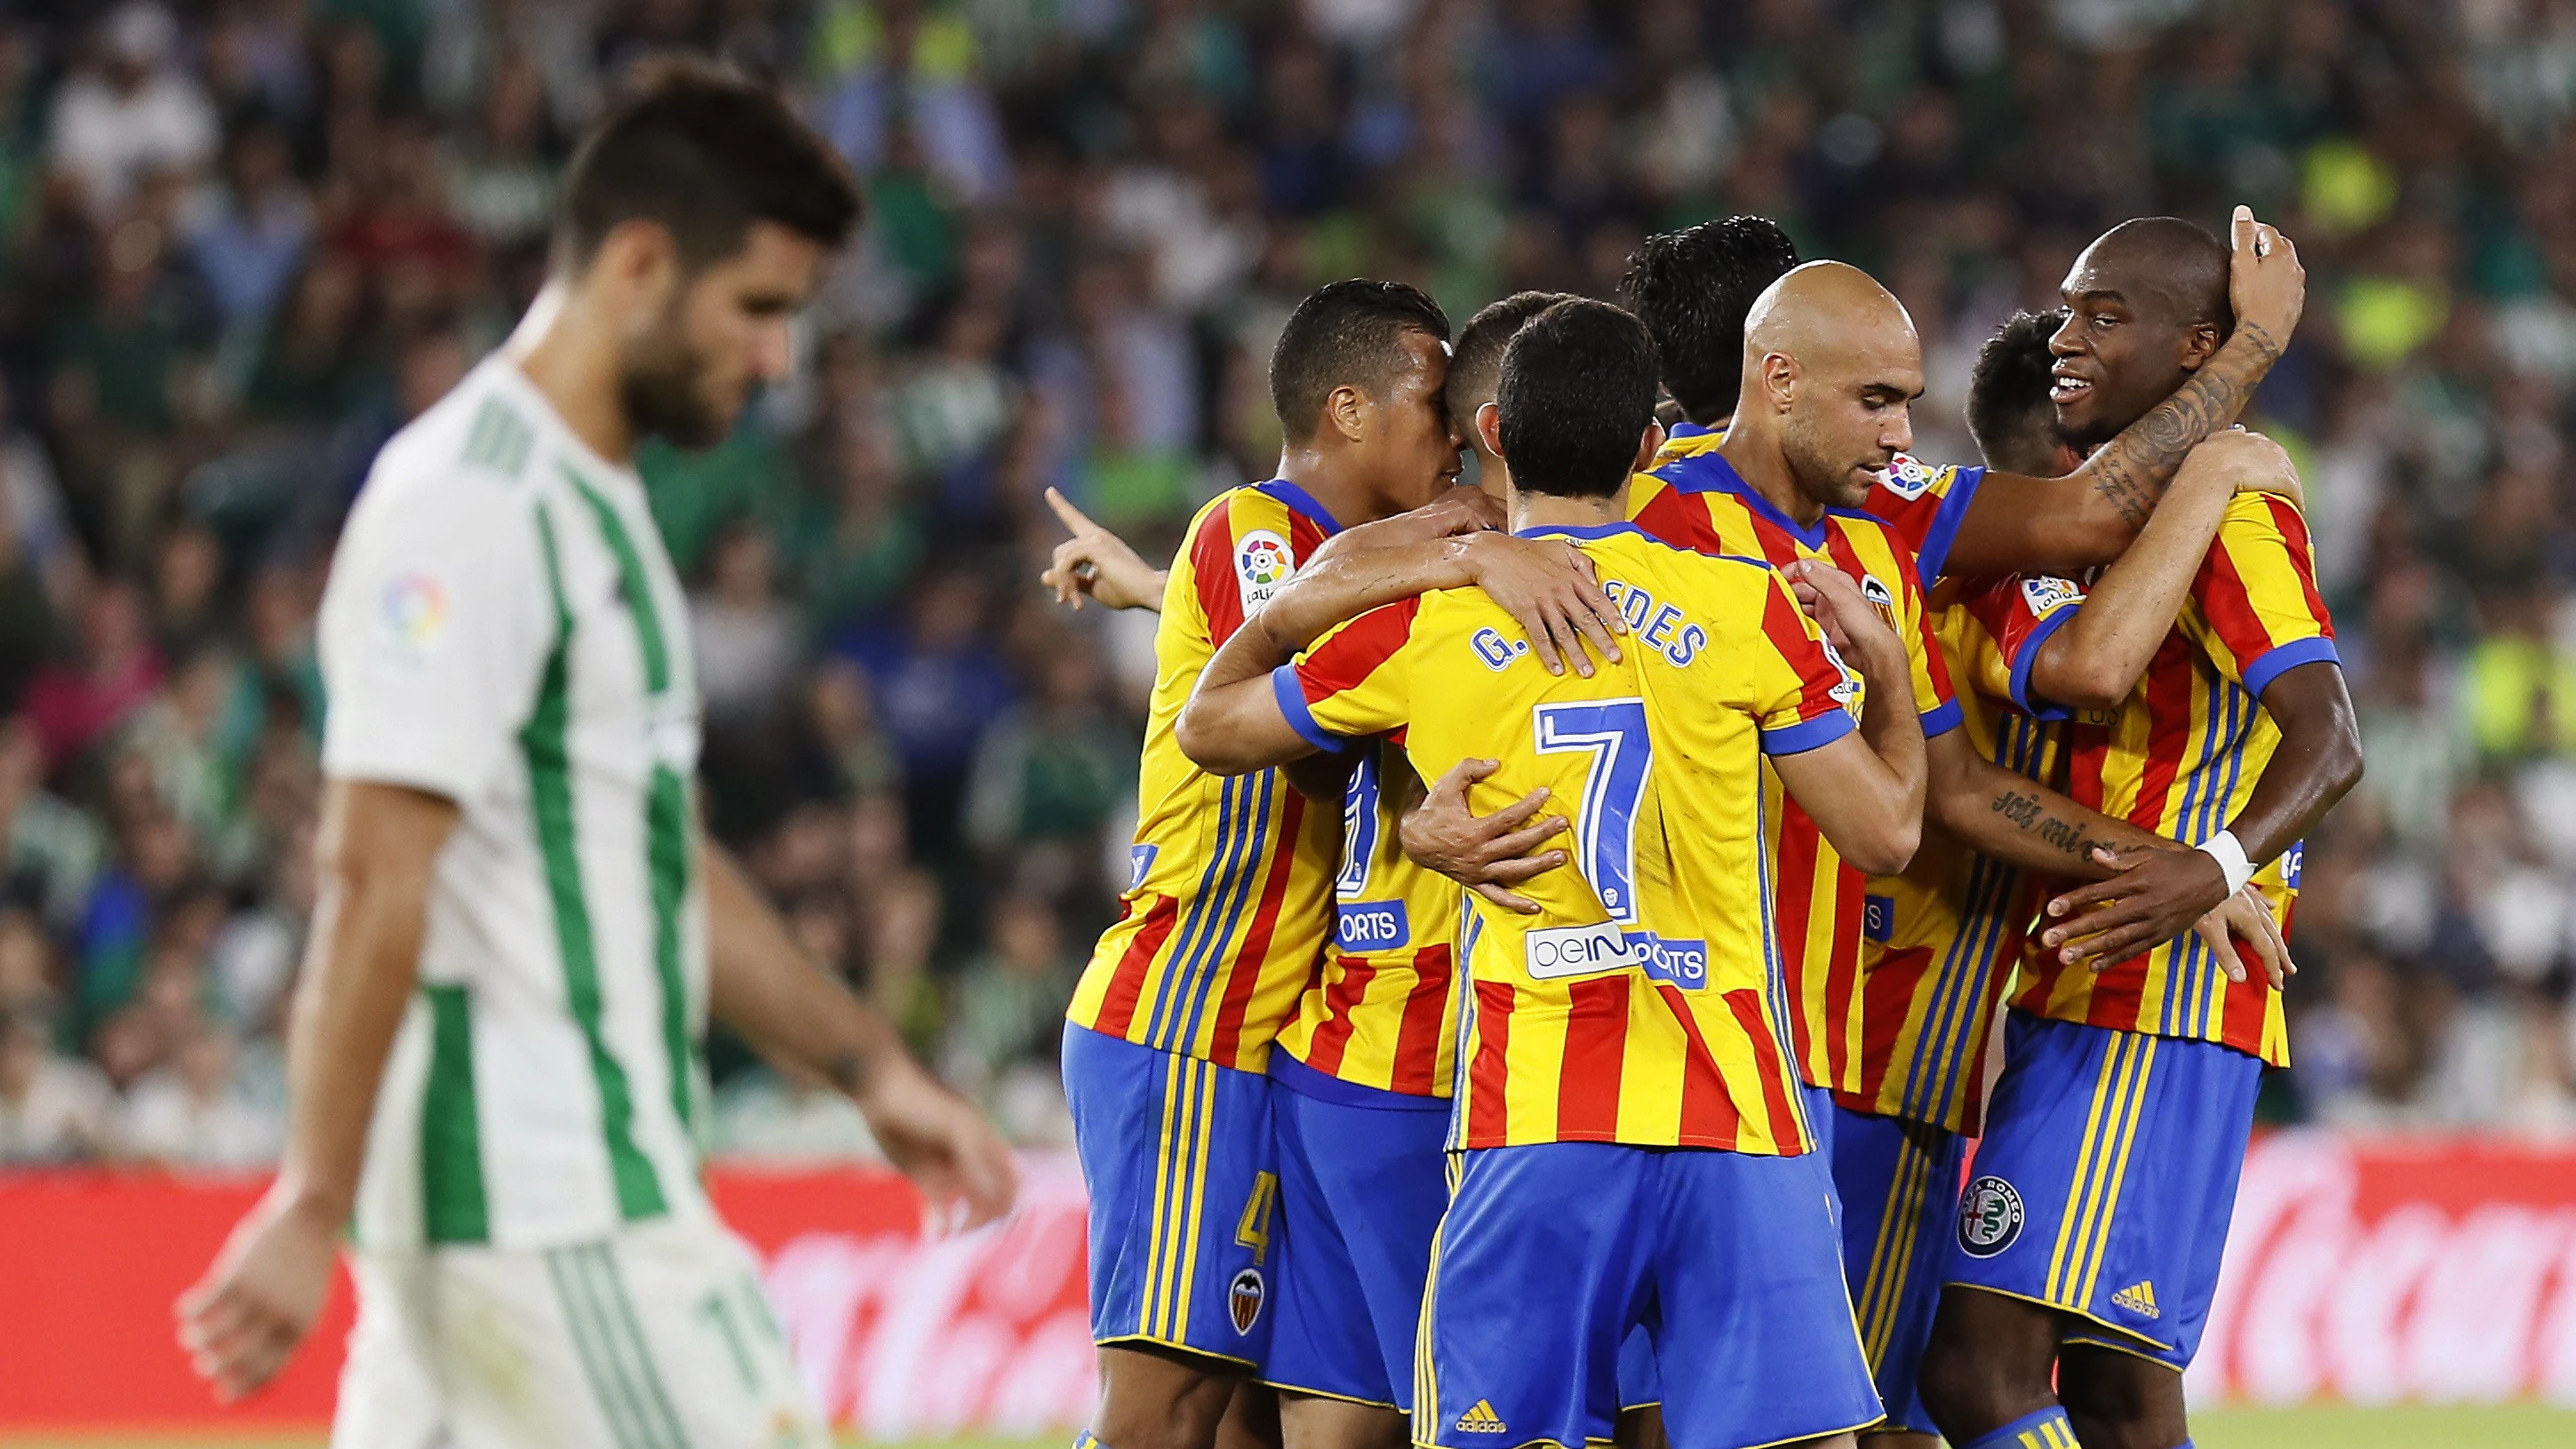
[{"xmin": 11, "ymin": 1410, "xmax": 2576, "ymax": 1449}]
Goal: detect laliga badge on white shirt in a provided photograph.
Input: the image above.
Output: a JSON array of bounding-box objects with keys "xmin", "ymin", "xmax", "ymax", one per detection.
[
  {"xmin": 1235, "ymin": 529, "xmax": 1293, "ymax": 612},
  {"xmin": 377, "ymin": 572, "xmax": 453, "ymax": 660}
]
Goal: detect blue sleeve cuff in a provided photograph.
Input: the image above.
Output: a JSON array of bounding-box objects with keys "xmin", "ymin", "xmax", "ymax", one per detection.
[
  {"xmin": 2006, "ymin": 604, "xmax": 2081, "ymax": 721},
  {"xmin": 1918, "ymin": 696, "xmax": 1963, "ymax": 739},
  {"xmin": 1271, "ymin": 662, "xmax": 1341, "ymax": 753},
  {"xmin": 2239, "ymin": 635, "xmax": 2341, "ymax": 700},
  {"xmin": 1912, "ymin": 466, "xmax": 1986, "ymax": 585},
  {"xmin": 1762, "ymin": 708, "xmax": 1858, "ymax": 757}
]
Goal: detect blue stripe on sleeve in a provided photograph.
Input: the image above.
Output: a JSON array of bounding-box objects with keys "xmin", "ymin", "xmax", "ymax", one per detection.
[
  {"xmin": 2239, "ymin": 635, "xmax": 2341, "ymax": 700},
  {"xmin": 1761, "ymin": 708, "xmax": 1858, "ymax": 757},
  {"xmin": 1913, "ymin": 466, "xmax": 1986, "ymax": 585},
  {"xmin": 1919, "ymin": 696, "xmax": 1963, "ymax": 739},
  {"xmin": 2006, "ymin": 603, "xmax": 2082, "ymax": 721},
  {"xmin": 1272, "ymin": 662, "xmax": 1341, "ymax": 752}
]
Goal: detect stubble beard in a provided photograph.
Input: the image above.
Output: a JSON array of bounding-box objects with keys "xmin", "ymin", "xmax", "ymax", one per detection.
[{"xmin": 618, "ymin": 307, "xmax": 730, "ymax": 450}]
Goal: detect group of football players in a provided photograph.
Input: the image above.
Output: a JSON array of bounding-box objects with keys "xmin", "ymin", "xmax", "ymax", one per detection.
[{"xmin": 1039, "ymin": 204, "xmax": 2358, "ymax": 1449}]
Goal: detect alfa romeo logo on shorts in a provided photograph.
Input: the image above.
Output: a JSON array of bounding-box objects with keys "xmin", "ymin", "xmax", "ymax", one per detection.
[
  {"xmin": 1958, "ymin": 1175, "xmax": 2025, "ymax": 1258},
  {"xmin": 1228, "ymin": 1268, "xmax": 1266, "ymax": 1334}
]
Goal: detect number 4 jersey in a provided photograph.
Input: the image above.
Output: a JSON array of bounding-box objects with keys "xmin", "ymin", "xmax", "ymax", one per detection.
[{"xmin": 1273, "ymin": 522, "xmax": 1860, "ymax": 1154}]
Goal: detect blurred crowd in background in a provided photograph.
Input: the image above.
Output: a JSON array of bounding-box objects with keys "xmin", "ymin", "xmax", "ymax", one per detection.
[{"xmin": 4, "ymin": 0, "xmax": 2576, "ymax": 1168}]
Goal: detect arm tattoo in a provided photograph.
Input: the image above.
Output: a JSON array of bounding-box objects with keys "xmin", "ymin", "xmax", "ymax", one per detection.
[
  {"xmin": 1993, "ymin": 789, "xmax": 2115, "ymax": 860},
  {"xmin": 2083, "ymin": 322, "xmax": 2285, "ymax": 526}
]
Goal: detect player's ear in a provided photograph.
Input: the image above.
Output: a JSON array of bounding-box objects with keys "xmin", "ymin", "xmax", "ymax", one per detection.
[
  {"xmin": 2180, "ymin": 319, "xmax": 2224, "ymax": 371},
  {"xmin": 1631, "ymin": 421, "xmax": 1665, "ymax": 474},
  {"xmin": 1760, "ymin": 351, "xmax": 1799, "ymax": 411},
  {"xmin": 596, "ymin": 217, "xmax": 681, "ymax": 314},
  {"xmin": 1475, "ymin": 401, "xmax": 1504, "ymax": 462},
  {"xmin": 1326, "ymin": 382, "xmax": 1370, "ymax": 444}
]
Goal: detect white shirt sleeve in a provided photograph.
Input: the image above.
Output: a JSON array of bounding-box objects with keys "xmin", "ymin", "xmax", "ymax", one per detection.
[{"xmin": 320, "ymin": 471, "xmax": 555, "ymax": 804}]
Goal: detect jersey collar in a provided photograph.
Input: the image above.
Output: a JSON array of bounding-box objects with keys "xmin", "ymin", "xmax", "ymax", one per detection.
[
  {"xmin": 1660, "ymin": 449, "xmax": 1832, "ymax": 551},
  {"xmin": 1515, "ymin": 521, "xmax": 1646, "ymax": 542},
  {"xmin": 1666, "ymin": 419, "xmax": 1721, "ymax": 440},
  {"xmin": 1254, "ymin": 477, "xmax": 1344, "ymax": 536}
]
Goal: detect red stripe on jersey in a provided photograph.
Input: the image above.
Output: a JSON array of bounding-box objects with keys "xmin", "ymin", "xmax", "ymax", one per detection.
[
  {"xmin": 2082, "ymin": 943, "xmax": 2148, "ymax": 1029},
  {"xmin": 2193, "ymin": 535, "xmax": 2275, "ymax": 665},
  {"xmin": 1761, "ymin": 582, "xmax": 1846, "ymax": 720},
  {"xmin": 1303, "ymin": 957, "xmax": 1375, "ymax": 1076},
  {"xmin": 2220, "ymin": 947, "xmax": 2269, "ymax": 1051},
  {"xmin": 1208, "ymin": 790, "xmax": 1309, "ymax": 1063},
  {"xmin": 1298, "ymin": 597, "xmax": 1423, "ymax": 699},
  {"xmin": 1555, "ymin": 976, "xmax": 1631, "ymax": 1140},
  {"xmin": 1090, "ymin": 895, "xmax": 1178, "ymax": 1039},
  {"xmin": 1754, "ymin": 521, "xmax": 1802, "ymax": 569},
  {"xmin": 1822, "ymin": 879, "xmax": 1862, "ymax": 1088},
  {"xmin": 1851, "ymin": 944, "xmax": 1937, "ymax": 1106},
  {"xmin": 1772, "ymin": 800, "xmax": 1822, "ymax": 1071},
  {"xmin": 1726, "ymin": 987, "xmax": 1808, "ymax": 1153},
  {"xmin": 2125, "ymin": 635, "xmax": 2199, "ymax": 830},
  {"xmin": 1389, "ymin": 944, "xmax": 1453, "ymax": 1095},
  {"xmin": 1466, "ymin": 978, "xmax": 1515, "ymax": 1147},
  {"xmin": 1656, "ymin": 982, "xmax": 1745, "ymax": 1149},
  {"xmin": 1633, "ymin": 485, "xmax": 1719, "ymax": 551},
  {"xmin": 2265, "ymin": 496, "xmax": 2333, "ymax": 633},
  {"xmin": 1191, "ymin": 506, "xmax": 1248, "ymax": 645},
  {"xmin": 1820, "ymin": 528, "xmax": 1869, "ymax": 581}
]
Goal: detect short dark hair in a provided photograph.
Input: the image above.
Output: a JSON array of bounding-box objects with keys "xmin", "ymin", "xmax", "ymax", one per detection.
[
  {"xmin": 1448, "ymin": 291, "xmax": 1571, "ymax": 433},
  {"xmin": 1496, "ymin": 299, "xmax": 1660, "ymax": 499},
  {"xmin": 1967, "ymin": 309, "xmax": 2069, "ymax": 474},
  {"xmin": 1619, "ymin": 217, "xmax": 1801, "ymax": 420},
  {"xmin": 1269, "ymin": 279, "xmax": 1452, "ymax": 444},
  {"xmin": 557, "ymin": 61, "xmax": 862, "ymax": 273}
]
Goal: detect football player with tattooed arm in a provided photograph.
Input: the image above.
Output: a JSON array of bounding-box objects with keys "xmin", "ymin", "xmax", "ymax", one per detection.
[{"xmin": 1913, "ymin": 219, "xmax": 2363, "ymax": 1449}]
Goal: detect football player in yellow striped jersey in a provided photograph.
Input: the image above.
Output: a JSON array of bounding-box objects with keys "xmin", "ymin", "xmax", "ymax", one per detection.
[
  {"xmin": 1046, "ymin": 287, "xmax": 1621, "ymax": 1449},
  {"xmin": 1044, "ymin": 293, "xmax": 1584, "ymax": 1449},
  {"xmin": 1405, "ymin": 214, "xmax": 2309, "ymax": 1449},
  {"xmin": 1916, "ymin": 221, "xmax": 2361, "ymax": 1449}
]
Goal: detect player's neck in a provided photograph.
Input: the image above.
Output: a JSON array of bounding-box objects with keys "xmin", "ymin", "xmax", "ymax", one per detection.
[
  {"xmin": 1508, "ymin": 484, "xmax": 1628, "ymax": 534},
  {"xmin": 1272, "ymin": 450, "xmax": 1384, "ymax": 529},
  {"xmin": 1715, "ymin": 426, "xmax": 1827, "ymax": 529},
  {"xmin": 514, "ymin": 290, "xmax": 640, "ymax": 465}
]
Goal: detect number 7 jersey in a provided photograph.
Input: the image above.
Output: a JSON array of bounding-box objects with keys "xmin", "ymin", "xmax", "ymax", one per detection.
[{"xmin": 1274, "ymin": 523, "xmax": 1860, "ymax": 1153}]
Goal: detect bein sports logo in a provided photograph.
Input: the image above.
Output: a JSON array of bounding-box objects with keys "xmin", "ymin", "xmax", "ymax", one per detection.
[
  {"xmin": 1336, "ymin": 900, "xmax": 1411, "ymax": 951},
  {"xmin": 1525, "ymin": 921, "xmax": 1708, "ymax": 989},
  {"xmin": 1958, "ymin": 1175, "xmax": 2025, "ymax": 1258}
]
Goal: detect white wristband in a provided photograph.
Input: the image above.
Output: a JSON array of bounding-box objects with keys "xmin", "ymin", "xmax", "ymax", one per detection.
[{"xmin": 2196, "ymin": 830, "xmax": 2254, "ymax": 896}]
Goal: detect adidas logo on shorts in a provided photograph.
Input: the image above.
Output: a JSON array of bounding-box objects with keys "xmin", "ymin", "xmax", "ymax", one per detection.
[
  {"xmin": 2112, "ymin": 1280, "xmax": 2160, "ymax": 1319},
  {"xmin": 1455, "ymin": 1400, "xmax": 1508, "ymax": 1434}
]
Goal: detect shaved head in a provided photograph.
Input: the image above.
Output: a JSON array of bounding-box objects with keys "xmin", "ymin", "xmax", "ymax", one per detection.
[
  {"xmin": 1743, "ymin": 260, "xmax": 1918, "ymax": 365},
  {"xmin": 1733, "ymin": 261, "xmax": 1925, "ymax": 508},
  {"xmin": 2068, "ymin": 218, "xmax": 2230, "ymax": 332}
]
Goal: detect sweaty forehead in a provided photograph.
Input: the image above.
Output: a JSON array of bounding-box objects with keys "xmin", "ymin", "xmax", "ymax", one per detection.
[{"xmin": 2060, "ymin": 245, "xmax": 2215, "ymax": 327}]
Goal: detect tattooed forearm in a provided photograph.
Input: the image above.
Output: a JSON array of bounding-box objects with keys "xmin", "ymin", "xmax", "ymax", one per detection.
[
  {"xmin": 2081, "ymin": 321, "xmax": 2284, "ymax": 525},
  {"xmin": 1991, "ymin": 789, "xmax": 2114, "ymax": 859}
]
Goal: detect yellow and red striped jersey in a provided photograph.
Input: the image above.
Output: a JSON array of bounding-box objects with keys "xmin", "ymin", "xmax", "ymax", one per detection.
[
  {"xmin": 1628, "ymin": 426, "xmax": 1960, "ymax": 1099},
  {"xmin": 1860, "ymin": 451, "xmax": 1989, "ymax": 586},
  {"xmin": 1271, "ymin": 743, "xmax": 1463, "ymax": 1100},
  {"xmin": 1979, "ymin": 492, "xmax": 2338, "ymax": 1066},
  {"xmin": 1846, "ymin": 584, "xmax": 2065, "ymax": 1134},
  {"xmin": 1066, "ymin": 480, "xmax": 1345, "ymax": 1071},
  {"xmin": 1277, "ymin": 523, "xmax": 1858, "ymax": 1153}
]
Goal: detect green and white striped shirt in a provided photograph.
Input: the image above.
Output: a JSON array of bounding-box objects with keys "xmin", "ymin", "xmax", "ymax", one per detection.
[{"xmin": 322, "ymin": 358, "xmax": 710, "ymax": 1250}]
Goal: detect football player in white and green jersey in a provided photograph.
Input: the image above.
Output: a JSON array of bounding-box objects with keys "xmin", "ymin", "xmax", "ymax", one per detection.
[{"xmin": 178, "ymin": 65, "xmax": 1017, "ymax": 1449}]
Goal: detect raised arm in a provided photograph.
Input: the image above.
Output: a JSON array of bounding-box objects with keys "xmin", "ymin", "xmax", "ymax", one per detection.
[
  {"xmin": 2023, "ymin": 431, "xmax": 2298, "ymax": 710},
  {"xmin": 1175, "ymin": 531, "xmax": 1621, "ymax": 774},
  {"xmin": 702, "ymin": 841, "xmax": 1017, "ymax": 1227},
  {"xmin": 179, "ymin": 780, "xmax": 459, "ymax": 1400},
  {"xmin": 1939, "ymin": 209, "xmax": 2305, "ymax": 579}
]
